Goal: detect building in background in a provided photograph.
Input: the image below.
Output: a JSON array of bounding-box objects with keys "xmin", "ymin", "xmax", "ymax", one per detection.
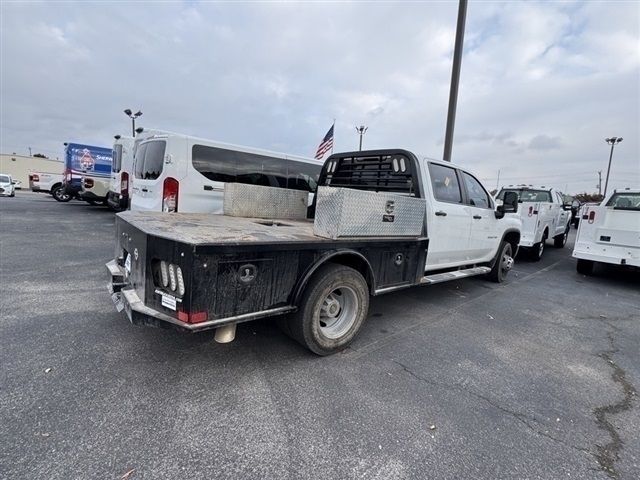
[{"xmin": 0, "ymin": 153, "xmax": 64, "ymax": 187}]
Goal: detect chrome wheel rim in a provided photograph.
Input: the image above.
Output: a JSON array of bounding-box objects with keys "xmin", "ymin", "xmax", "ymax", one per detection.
[
  {"xmin": 319, "ymin": 286, "xmax": 358, "ymax": 339},
  {"xmin": 538, "ymin": 241, "xmax": 544, "ymax": 257},
  {"xmin": 502, "ymin": 246, "xmax": 514, "ymax": 273}
]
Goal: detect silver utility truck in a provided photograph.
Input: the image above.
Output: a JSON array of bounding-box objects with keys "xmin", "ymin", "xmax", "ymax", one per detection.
[
  {"xmin": 496, "ymin": 185, "xmax": 572, "ymax": 261},
  {"xmin": 107, "ymin": 149, "xmax": 521, "ymax": 355},
  {"xmin": 573, "ymin": 188, "xmax": 640, "ymax": 274}
]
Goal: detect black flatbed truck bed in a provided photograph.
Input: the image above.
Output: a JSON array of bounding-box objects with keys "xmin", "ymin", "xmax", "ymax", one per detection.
[{"xmin": 108, "ymin": 210, "xmax": 429, "ymax": 353}]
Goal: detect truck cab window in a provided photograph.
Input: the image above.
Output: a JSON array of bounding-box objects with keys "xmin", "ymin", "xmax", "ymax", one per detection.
[
  {"xmin": 428, "ymin": 163, "xmax": 462, "ymax": 203},
  {"xmin": 462, "ymin": 171, "xmax": 491, "ymax": 209}
]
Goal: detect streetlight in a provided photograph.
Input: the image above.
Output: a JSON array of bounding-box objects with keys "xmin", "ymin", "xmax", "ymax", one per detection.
[
  {"xmin": 603, "ymin": 137, "xmax": 623, "ymax": 197},
  {"xmin": 355, "ymin": 125, "xmax": 368, "ymax": 151},
  {"xmin": 124, "ymin": 109, "xmax": 143, "ymax": 137}
]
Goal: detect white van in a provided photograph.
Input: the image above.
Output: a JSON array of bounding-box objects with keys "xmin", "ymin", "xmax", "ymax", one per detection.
[
  {"xmin": 130, "ymin": 131, "xmax": 322, "ymax": 213},
  {"xmin": 107, "ymin": 135, "xmax": 135, "ymax": 211}
]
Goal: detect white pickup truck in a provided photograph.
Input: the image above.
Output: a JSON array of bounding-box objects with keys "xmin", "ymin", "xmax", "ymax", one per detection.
[
  {"xmin": 573, "ymin": 189, "xmax": 640, "ymax": 274},
  {"xmin": 107, "ymin": 149, "xmax": 521, "ymax": 355},
  {"xmin": 29, "ymin": 171, "xmax": 65, "ymax": 200},
  {"xmin": 496, "ymin": 186, "xmax": 572, "ymax": 261}
]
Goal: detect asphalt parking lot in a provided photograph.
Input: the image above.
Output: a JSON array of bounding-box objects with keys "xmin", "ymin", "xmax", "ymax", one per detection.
[{"xmin": 1, "ymin": 192, "xmax": 638, "ymax": 480}]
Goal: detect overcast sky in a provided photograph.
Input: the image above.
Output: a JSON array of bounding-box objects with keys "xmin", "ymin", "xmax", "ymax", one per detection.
[{"xmin": 1, "ymin": 1, "xmax": 638, "ymax": 193}]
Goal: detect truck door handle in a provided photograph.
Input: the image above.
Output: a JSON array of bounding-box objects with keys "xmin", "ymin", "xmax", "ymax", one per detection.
[
  {"xmin": 473, "ymin": 215, "xmax": 482, "ymax": 219},
  {"xmin": 142, "ymin": 188, "xmax": 148, "ymax": 193},
  {"xmin": 435, "ymin": 211, "xmax": 447, "ymax": 217}
]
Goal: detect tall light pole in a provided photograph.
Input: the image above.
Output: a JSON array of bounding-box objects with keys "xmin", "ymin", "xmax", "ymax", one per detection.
[
  {"xmin": 603, "ymin": 137, "xmax": 623, "ymax": 197},
  {"xmin": 356, "ymin": 125, "xmax": 368, "ymax": 151},
  {"xmin": 124, "ymin": 109, "xmax": 143, "ymax": 137},
  {"xmin": 597, "ymin": 170, "xmax": 602, "ymax": 196},
  {"xmin": 443, "ymin": 0, "xmax": 468, "ymax": 162}
]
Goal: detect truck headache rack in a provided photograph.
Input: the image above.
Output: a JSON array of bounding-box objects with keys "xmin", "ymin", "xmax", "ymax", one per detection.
[{"xmin": 321, "ymin": 150, "xmax": 420, "ymax": 197}]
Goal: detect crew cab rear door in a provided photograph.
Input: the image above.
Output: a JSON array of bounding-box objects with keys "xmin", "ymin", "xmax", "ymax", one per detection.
[
  {"xmin": 460, "ymin": 170, "xmax": 498, "ymax": 261},
  {"xmin": 424, "ymin": 162, "xmax": 472, "ymax": 269}
]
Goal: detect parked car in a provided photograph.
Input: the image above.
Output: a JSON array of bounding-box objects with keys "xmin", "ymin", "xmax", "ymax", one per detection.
[
  {"xmin": 496, "ymin": 185, "xmax": 572, "ymax": 261},
  {"xmin": 573, "ymin": 188, "xmax": 640, "ymax": 274},
  {"xmin": 11, "ymin": 180, "xmax": 22, "ymax": 190},
  {"xmin": 0, "ymin": 173, "xmax": 15, "ymax": 197},
  {"xmin": 107, "ymin": 149, "xmax": 521, "ymax": 355}
]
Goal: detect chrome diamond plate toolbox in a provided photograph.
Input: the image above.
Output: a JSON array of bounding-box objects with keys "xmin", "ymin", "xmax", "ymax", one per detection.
[
  {"xmin": 224, "ymin": 183, "xmax": 309, "ymax": 219},
  {"xmin": 313, "ymin": 186, "xmax": 425, "ymax": 239}
]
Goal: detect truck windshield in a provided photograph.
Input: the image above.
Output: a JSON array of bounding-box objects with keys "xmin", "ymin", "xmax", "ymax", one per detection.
[
  {"xmin": 496, "ymin": 189, "xmax": 552, "ymax": 203},
  {"xmin": 605, "ymin": 193, "xmax": 640, "ymax": 210}
]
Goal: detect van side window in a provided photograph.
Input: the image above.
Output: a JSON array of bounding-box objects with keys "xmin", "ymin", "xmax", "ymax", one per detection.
[
  {"xmin": 192, "ymin": 145, "xmax": 236, "ymax": 183},
  {"xmin": 113, "ymin": 144, "xmax": 123, "ymax": 173},
  {"xmin": 192, "ymin": 145, "xmax": 321, "ymax": 192},
  {"xmin": 428, "ymin": 163, "xmax": 462, "ymax": 203},
  {"xmin": 462, "ymin": 171, "xmax": 491, "ymax": 209}
]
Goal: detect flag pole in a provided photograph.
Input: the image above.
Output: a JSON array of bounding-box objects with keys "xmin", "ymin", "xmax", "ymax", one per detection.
[{"xmin": 331, "ymin": 118, "xmax": 335, "ymax": 155}]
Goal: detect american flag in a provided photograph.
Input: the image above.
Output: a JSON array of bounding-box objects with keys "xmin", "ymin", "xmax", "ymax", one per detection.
[{"xmin": 314, "ymin": 124, "xmax": 334, "ymax": 160}]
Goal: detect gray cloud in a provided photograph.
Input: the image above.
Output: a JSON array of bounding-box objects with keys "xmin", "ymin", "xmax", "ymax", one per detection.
[
  {"xmin": 0, "ymin": 1, "xmax": 638, "ymax": 193},
  {"xmin": 529, "ymin": 134, "xmax": 563, "ymax": 150}
]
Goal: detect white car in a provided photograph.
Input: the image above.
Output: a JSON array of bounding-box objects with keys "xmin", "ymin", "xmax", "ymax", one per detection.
[
  {"xmin": 0, "ymin": 174, "xmax": 16, "ymax": 197},
  {"xmin": 573, "ymin": 189, "xmax": 640, "ymax": 274}
]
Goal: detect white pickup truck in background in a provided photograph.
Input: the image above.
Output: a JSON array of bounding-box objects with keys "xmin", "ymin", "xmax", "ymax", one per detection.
[
  {"xmin": 29, "ymin": 171, "xmax": 65, "ymax": 200},
  {"xmin": 573, "ymin": 189, "xmax": 640, "ymax": 274},
  {"xmin": 496, "ymin": 185, "xmax": 572, "ymax": 261}
]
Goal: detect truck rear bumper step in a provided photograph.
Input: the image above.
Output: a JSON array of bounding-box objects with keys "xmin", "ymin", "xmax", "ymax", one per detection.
[{"xmin": 420, "ymin": 266, "xmax": 491, "ymax": 285}]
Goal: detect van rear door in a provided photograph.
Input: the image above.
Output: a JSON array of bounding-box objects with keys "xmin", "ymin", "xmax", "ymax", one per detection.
[{"xmin": 130, "ymin": 140, "xmax": 170, "ymax": 212}]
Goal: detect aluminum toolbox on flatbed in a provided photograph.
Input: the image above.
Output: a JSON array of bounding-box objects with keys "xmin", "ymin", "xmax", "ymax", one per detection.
[{"xmin": 314, "ymin": 186, "xmax": 425, "ymax": 239}]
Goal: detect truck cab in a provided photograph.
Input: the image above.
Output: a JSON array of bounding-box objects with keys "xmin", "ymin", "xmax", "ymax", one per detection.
[
  {"xmin": 573, "ymin": 188, "xmax": 640, "ymax": 274},
  {"xmin": 496, "ymin": 185, "xmax": 571, "ymax": 261}
]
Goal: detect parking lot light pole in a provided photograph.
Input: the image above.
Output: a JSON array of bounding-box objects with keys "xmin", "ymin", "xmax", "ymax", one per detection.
[
  {"xmin": 124, "ymin": 109, "xmax": 143, "ymax": 137},
  {"xmin": 356, "ymin": 125, "xmax": 368, "ymax": 151},
  {"xmin": 603, "ymin": 137, "xmax": 623, "ymax": 197}
]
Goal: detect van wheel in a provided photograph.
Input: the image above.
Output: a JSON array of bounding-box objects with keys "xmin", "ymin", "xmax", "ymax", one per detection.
[
  {"xmin": 554, "ymin": 226, "xmax": 569, "ymax": 248},
  {"xmin": 52, "ymin": 185, "xmax": 71, "ymax": 202},
  {"xmin": 530, "ymin": 234, "xmax": 547, "ymax": 261},
  {"xmin": 577, "ymin": 259, "xmax": 594, "ymax": 275},
  {"xmin": 488, "ymin": 241, "xmax": 514, "ymax": 283},
  {"xmin": 286, "ymin": 263, "xmax": 369, "ymax": 356}
]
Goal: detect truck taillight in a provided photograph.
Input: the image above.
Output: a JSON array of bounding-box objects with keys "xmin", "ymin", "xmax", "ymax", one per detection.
[
  {"xmin": 177, "ymin": 311, "xmax": 208, "ymax": 324},
  {"xmin": 31, "ymin": 174, "xmax": 39, "ymax": 182},
  {"xmin": 162, "ymin": 177, "xmax": 179, "ymax": 213},
  {"xmin": 84, "ymin": 178, "xmax": 94, "ymax": 188},
  {"xmin": 121, "ymin": 172, "xmax": 129, "ymax": 195}
]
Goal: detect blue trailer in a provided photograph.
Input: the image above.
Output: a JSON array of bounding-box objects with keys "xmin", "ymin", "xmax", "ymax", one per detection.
[{"xmin": 61, "ymin": 143, "xmax": 113, "ymax": 204}]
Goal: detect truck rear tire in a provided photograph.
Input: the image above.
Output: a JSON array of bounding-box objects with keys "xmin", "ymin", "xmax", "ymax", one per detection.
[
  {"xmin": 530, "ymin": 233, "xmax": 547, "ymax": 262},
  {"xmin": 576, "ymin": 259, "xmax": 594, "ymax": 275},
  {"xmin": 553, "ymin": 225, "xmax": 569, "ymax": 248},
  {"xmin": 286, "ymin": 263, "xmax": 369, "ymax": 356},
  {"xmin": 488, "ymin": 241, "xmax": 514, "ymax": 283},
  {"xmin": 52, "ymin": 185, "xmax": 71, "ymax": 202}
]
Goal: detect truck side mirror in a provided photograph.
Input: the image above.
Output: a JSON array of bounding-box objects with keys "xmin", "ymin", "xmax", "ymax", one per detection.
[
  {"xmin": 496, "ymin": 191, "xmax": 518, "ymax": 218},
  {"xmin": 562, "ymin": 203, "xmax": 572, "ymax": 211}
]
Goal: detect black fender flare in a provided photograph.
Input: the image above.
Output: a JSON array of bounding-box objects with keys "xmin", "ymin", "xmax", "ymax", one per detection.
[
  {"xmin": 490, "ymin": 229, "xmax": 521, "ymax": 268},
  {"xmin": 291, "ymin": 249, "xmax": 376, "ymax": 306}
]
